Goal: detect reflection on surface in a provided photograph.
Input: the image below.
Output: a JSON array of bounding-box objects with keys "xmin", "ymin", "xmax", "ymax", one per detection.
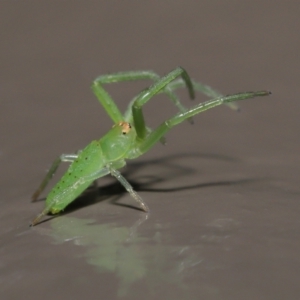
[{"xmin": 35, "ymin": 215, "xmax": 205, "ymax": 298}]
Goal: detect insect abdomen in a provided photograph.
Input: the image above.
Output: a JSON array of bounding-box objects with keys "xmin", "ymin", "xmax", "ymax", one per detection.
[{"xmin": 46, "ymin": 141, "xmax": 105, "ymax": 213}]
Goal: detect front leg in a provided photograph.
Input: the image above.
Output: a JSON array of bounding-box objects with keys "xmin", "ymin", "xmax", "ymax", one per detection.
[
  {"xmin": 168, "ymin": 79, "xmax": 239, "ymax": 111},
  {"xmin": 92, "ymin": 69, "xmax": 195, "ymax": 125},
  {"xmin": 137, "ymin": 91, "xmax": 271, "ymax": 154},
  {"xmin": 131, "ymin": 67, "xmax": 194, "ymax": 139},
  {"xmin": 92, "ymin": 71, "xmax": 160, "ymax": 123}
]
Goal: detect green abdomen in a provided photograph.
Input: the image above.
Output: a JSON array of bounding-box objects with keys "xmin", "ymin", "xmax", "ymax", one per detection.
[{"xmin": 46, "ymin": 141, "xmax": 105, "ymax": 213}]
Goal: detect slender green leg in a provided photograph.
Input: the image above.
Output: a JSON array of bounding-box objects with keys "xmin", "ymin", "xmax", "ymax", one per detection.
[
  {"xmin": 168, "ymin": 79, "xmax": 239, "ymax": 111},
  {"xmin": 31, "ymin": 154, "xmax": 78, "ymax": 202},
  {"xmin": 124, "ymin": 86, "xmax": 195, "ymax": 125},
  {"xmin": 92, "ymin": 70, "xmax": 194, "ymax": 124},
  {"xmin": 92, "ymin": 71, "xmax": 161, "ymax": 123},
  {"xmin": 108, "ymin": 165, "xmax": 149, "ymax": 212},
  {"xmin": 137, "ymin": 91, "xmax": 271, "ymax": 154},
  {"xmin": 132, "ymin": 67, "xmax": 194, "ymax": 139}
]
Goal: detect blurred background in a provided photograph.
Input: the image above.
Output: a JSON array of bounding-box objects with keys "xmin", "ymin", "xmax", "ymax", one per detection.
[{"xmin": 1, "ymin": 1, "xmax": 299, "ymax": 299}]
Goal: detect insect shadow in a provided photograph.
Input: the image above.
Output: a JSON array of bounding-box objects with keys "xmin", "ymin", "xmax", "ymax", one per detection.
[{"xmin": 44, "ymin": 151, "xmax": 259, "ymax": 219}]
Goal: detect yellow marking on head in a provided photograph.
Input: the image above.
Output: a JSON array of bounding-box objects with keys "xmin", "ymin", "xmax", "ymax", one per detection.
[{"xmin": 113, "ymin": 121, "xmax": 132, "ymax": 134}]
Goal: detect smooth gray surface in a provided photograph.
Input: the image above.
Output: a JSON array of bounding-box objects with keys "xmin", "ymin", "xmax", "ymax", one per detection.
[{"xmin": 1, "ymin": 1, "xmax": 299, "ymax": 299}]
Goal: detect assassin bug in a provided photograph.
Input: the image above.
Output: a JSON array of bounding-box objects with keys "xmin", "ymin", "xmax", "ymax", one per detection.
[{"xmin": 30, "ymin": 67, "xmax": 270, "ymax": 226}]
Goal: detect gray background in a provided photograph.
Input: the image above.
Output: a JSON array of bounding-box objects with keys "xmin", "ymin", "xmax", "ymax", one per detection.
[{"xmin": 1, "ymin": 1, "xmax": 299, "ymax": 299}]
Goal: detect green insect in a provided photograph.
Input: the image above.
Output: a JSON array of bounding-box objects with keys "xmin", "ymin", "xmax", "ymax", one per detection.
[{"xmin": 30, "ymin": 67, "xmax": 270, "ymax": 226}]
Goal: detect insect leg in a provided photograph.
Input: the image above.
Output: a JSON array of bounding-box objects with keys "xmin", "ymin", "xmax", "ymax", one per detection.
[
  {"xmin": 92, "ymin": 71, "xmax": 161, "ymax": 123},
  {"xmin": 137, "ymin": 91, "xmax": 271, "ymax": 154},
  {"xmin": 31, "ymin": 154, "xmax": 78, "ymax": 202},
  {"xmin": 131, "ymin": 67, "xmax": 194, "ymax": 139},
  {"xmin": 108, "ymin": 165, "xmax": 149, "ymax": 213},
  {"xmin": 92, "ymin": 70, "xmax": 194, "ymax": 124},
  {"xmin": 167, "ymin": 79, "xmax": 239, "ymax": 111}
]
